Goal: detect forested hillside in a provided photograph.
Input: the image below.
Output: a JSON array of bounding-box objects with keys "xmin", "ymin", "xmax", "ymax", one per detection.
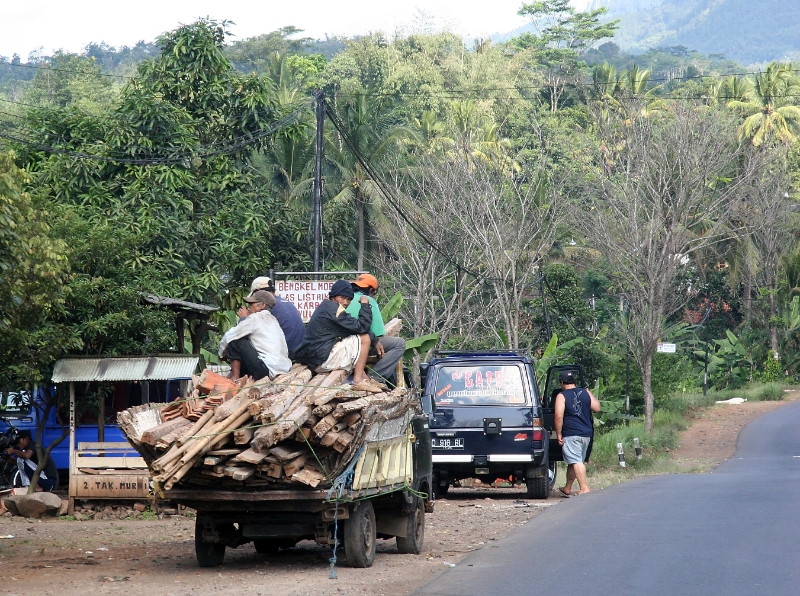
[
  {"xmin": 590, "ymin": 0, "xmax": 800, "ymax": 64},
  {"xmin": 2, "ymin": 3, "xmax": 800, "ymax": 433}
]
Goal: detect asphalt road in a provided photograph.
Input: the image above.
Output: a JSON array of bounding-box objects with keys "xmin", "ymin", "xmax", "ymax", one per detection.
[{"xmin": 415, "ymin": 401, "xmax": 800, "ymax": 596}]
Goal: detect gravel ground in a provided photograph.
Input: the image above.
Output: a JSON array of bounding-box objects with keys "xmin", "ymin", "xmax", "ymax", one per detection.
[{"xmin": 2, "ymin": 394, "xmax": 795, "ymax": 596}]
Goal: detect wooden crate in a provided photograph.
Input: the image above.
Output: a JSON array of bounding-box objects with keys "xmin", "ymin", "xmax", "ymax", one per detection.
[{"xmin": 68, "ymin": 442, "xmax": 150, "ymax": 514}]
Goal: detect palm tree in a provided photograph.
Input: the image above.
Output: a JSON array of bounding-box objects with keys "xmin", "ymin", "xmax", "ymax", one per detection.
[
  {"xmin": 326, "ymin": 93, "xmax": 414, "ymax": 269},
  {"xmin": 727, "ymin": 62, "xmax": 800, "ymax": 147}
]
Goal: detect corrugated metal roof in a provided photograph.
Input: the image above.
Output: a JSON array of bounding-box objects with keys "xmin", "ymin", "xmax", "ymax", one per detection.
[{"xmin": 52, "ymin": 356, "xmax": 200, "ymax": 383}]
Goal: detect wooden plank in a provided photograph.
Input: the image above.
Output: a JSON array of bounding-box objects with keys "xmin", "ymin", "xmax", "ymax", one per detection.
[
  {"xmin": 230, "ymin": 448, "xmax": 268, "ymax": 466},
  {"xmin": 268, "ymin": 444, "xmax": 307, "ymax": 462},
  {"xmin": 206, "ymin": 448, "xmax": 242, "ymax": 456},
  {"xmin": 282, "ymin": 453, "xmax": 308, "ymax": 476},
  {"xmin": 233, "ymin": 426, "xmax": 254, "ymax": 445},
  {"xmin": 291, "ymin": 468, "xmax": 325, "ymax": 487},
  {"xmin": 77, "ymin": 442, "xmax": 133, "ymax": 450},
  {"xmin": 73, "ymin": 456, "xmax": 148, "ymax": 469},
  {"xmin": 141, "ymin": 417, "xmax": 191, "ymax": 446},
  {"xmin": 71, "ymin": 474, "xmax": 150, "ymax": 498}
]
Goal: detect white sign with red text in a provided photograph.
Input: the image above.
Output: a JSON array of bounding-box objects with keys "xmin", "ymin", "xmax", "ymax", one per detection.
[{"xmin": 275, "ymin": 280, "xmax": 335, "ymax": 322}]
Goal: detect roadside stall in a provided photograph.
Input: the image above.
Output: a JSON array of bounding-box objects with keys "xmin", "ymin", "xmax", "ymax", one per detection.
[{"xmin": 51, "ymin": 355, "xmax": 199, "ymax": 514}]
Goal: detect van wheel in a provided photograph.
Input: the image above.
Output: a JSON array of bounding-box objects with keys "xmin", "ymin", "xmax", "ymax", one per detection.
[
  {"xmin": 396, "ymin": 498, "xmax": 425, "ymax": 555},
  {"xmin": 195, "ymin": 520, "xmax": 226, "ymax": 567},
  {"xmin": 526, "ymin": 473, "xmax": 550, "ymax": 499},
  {"xmin": 432, "ymin": 473, "xmax": 449, "ymax": 498},
  {"xmin": 344, "ymin": 501, "xmax": 376, "ymax": 568}
]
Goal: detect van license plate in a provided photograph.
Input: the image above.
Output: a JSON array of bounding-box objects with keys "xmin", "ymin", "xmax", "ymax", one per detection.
[{"xmin": 432, "ymin": 438, "xmax": 464, "ymax": 450}]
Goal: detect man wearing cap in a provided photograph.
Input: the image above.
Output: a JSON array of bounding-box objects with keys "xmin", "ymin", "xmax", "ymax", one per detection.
[
  {"xmin": 293, "ymin": 280, "xmax": 381, "ymax": 390},
  {"xmin": 239, "ymin": 276, "xmax": 305, "ymax": 359},
  {"xmin": 219, "ymin": 290, "xmax": 292, "ymax": 380},
  {"xmin": 554, "ymin": 370, "xmax": 600, "ymax": 496},
  {"xmin": 346, "ymin": 273, "xmax": 406, "ymax": 386}
]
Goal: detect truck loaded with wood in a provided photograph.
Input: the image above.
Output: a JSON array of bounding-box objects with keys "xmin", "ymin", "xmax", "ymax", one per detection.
[{"xmin": 117, "ymin": 364, "xmax": 432, "ymax": 568}]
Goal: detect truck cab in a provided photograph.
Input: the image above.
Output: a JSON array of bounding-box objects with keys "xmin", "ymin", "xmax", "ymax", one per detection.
[{"xmin": 421, "ymin": 351, "xmax": 557, "ymax": 499}]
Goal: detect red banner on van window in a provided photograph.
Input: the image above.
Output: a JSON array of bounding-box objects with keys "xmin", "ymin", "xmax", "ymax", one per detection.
[{"xmin": 435, "ymin": 365, "xmax": 525, "ymax": 406}]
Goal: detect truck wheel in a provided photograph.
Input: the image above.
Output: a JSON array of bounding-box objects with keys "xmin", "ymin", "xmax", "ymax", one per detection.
[
  {"xmin": 396, "ymin": 498, "xmax": 425, "ymax": 555},
  {"xmin": 195, "ymin": 520, "xmax": 226, "ymax": 567},
  {"xmin": 344, "ymin": 500, "xmax": 376, "ymax": 568},
  {"xmin": 526, "ymin": 474, "xmax": 550, "ymax": 499}
]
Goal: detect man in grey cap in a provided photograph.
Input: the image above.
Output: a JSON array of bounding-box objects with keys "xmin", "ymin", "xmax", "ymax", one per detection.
[
  {"xmin": 239, "ymin": 276, "xmax": 305, "ymax": 359},
  {"xmin": 220, "ymin": 290, "xmax": 292, "ymax": 380}
]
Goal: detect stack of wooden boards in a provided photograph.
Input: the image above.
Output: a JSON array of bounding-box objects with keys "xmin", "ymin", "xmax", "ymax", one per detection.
[{"xmin": 118, "ymin": 365, "xmax": 414, "ymax": 491}]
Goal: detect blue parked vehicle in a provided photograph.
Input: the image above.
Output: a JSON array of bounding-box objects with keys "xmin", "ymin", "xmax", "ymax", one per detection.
[
  {"xmin": 0, "ymin": 380, "xmax": 185, "ymax": 474},
  {"xmin": 421, "ymin": 351, "xmax": 584, "ymax": 499}
]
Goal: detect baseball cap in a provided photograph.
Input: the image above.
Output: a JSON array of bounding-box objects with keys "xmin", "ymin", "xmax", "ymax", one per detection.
[
  {"xmin": 352, "ymin": 273, "xmax": 378, "ymax": 291},
  {"xmin": 244, "ymin": 290, "xmax": 276, "ymax": 309},
  {"xmin": 249, "ymin": 276, "xmax": 273, "ymax": 295},
  {"xmin": 329, "ymin": 280, "xmax": 355, "ymax": 300},
  {"xmin": 559, "ymin": 370, "xmax": 576, "ymax": 384}
]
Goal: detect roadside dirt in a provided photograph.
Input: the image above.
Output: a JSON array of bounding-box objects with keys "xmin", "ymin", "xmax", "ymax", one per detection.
[{"xmin": 1, "ymin": 393, "xmax": 796, "ymax": 596}]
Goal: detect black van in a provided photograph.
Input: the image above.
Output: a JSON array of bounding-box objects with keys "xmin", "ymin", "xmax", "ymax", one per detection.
[{"xmin": 421, "ymin": 351, "xmax": 581, "ymax": 499}]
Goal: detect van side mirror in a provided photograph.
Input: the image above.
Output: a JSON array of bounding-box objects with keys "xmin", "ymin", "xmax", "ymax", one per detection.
[{"xmin": 419, "ymin": 362, "xmax": 429, "ymax": 388}]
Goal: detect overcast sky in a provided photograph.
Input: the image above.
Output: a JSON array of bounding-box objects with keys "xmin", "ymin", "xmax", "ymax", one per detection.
[{"xmin": 0, "ymin": 0, "xmax": 591, "ymax": 59}]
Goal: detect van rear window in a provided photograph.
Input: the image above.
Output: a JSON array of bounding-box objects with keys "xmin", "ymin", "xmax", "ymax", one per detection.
[{"xmin": 434, "ymin": 365, "xmax": 526, "ymax": 405}]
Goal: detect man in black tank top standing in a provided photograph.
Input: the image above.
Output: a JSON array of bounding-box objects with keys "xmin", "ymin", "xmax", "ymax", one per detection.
[{"xmin": 555, "ymin": 370, "xmax": 600, "ymax": 496}]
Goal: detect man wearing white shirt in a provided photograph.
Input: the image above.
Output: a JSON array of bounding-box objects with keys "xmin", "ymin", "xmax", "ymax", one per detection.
[{"xmin": 219, "ymin": 290, "xmax": 292, "ymax": 380}]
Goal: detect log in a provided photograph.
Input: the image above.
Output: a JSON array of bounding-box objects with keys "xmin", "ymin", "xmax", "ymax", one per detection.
[
  {"xmin": 258, "ymin": 368, "xmax": 314, "ymax": 422},
  {"xmin": 176, "ymin": 409, "xmax": 215, "ymax": 447},
  {"xmin": 340, "ymin": 412, "xmax": 362, "ymax": 427},
  {"xmin": 179, "ymin": 402, "xmax": 252, "ymax": 466},
  {"xmin": 320, "ymin": 430, "xmax": 343, "ymax": 448},
  {"xmin": 291, "ymin": 468, "xmax": 325, "ymax": 487},
  {"xmin": 283, "ymin": 454, "xmax": 308, "ymax": 476},
  {"xmin": 265, "ymin": 463, "xmax": 283, "ymax": 478},
  {"xmin": 293, "ymin": 428, "xmax": 313, "ymax": 442},
  {"xmin": 383, "ymin": 318, "xmax": 403, "ymax": 337},
  {"xmin": 313, "ymin": 414, "xmax": 338, "ymax": 438},
  {"xmin": 333, "ymin": 397, "xmax": 369, "ymax": 419},
  {"xmin": 269, "ymin": 444, "xmax": 307, "ymax": 462},
  {"xmin": 333, "ymin": 432, "xmax": 354, "ymax": 453},
  {"xmin": 154, "ymin": 423, "xmax": 194, "ymax": 450},
  {"xmin": 141, "ymin": 417, "xmax": 191, "ymax": 446},
  {"xmin": 234, "ymin": 426, "xmax": 254, "ymax": 445},
  {"xmin": 312, "ymin": 402, "xmax": 336, "ymax": 417},
  {"xmin": 214, "ymin": 382, "xmax": 258, "ymax": 422},
  {"xmin": 230, "ymin": 448, "xmax": 267, "ymax": 465},
  {"xmin": 306, "ymin": 369, "xmax": 348, "ymax": 404}
]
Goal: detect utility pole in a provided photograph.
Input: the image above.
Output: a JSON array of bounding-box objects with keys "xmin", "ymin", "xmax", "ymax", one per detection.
[{"xmin": 312, "ymin": 91, "xmax": 325, "ymax": 274}]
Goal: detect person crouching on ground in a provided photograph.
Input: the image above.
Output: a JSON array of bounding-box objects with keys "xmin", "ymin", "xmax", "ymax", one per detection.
[
  {"xmin": 219, "ymin": 290, "xmax": 292, "ymax": 380},
  {"xmin": 293, "ymin": 280, "xmax": 383, "ymax": 392},
  {"xmin": 5, "ymin": 430, "xmax": 58, "ymax": 491},
  {"xmin": 346, "ymin": 273, "xmax": 406, "ymax": 387},
  {"xmin": 555, "ymin": 370, "xmax": 600, "ymax": 496}
]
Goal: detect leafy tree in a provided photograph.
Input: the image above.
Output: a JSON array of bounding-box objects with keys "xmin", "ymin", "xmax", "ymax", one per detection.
[{"xmin": 727, "ymin": 62, "xmax": 800, "ymax": 147}]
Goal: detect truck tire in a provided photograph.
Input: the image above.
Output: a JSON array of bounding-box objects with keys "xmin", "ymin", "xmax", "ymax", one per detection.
[
  {"xmin": 396, "ymin": 498, "xmax": 425, "ymax": 555},
  {"xmin": 344, "ymin": 500, "xmax": 376, "ymax": 568},
  {"xmin": 195, "ymin": 520, "xmax": 226, "ymax": 567}
]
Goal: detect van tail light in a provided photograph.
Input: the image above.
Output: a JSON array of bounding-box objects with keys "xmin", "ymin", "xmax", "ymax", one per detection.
[{"xmin": 532, "ymin": 429, "xmax": 544, "ymax": 441}]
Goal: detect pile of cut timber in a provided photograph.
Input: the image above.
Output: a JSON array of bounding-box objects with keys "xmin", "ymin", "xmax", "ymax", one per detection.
[{"xmin": 118, "ymin": 364, "xmax": 414, "ymax": 491}]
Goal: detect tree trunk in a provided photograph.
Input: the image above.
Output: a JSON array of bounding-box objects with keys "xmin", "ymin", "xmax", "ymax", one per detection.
[
  {"xmin": 357, "ymin": 191, "xmax": 365, "ymax": 271},
  {"xmin": 743, "ymin": 267, "xmax": 752, "ymax": 326},
  {"xmin": 642, "ymin": 348, "xmax": 655, "ymax": 433},
  {"xmin": 769, "ymin": 290, "xmax": 779, "ymax": 355}
]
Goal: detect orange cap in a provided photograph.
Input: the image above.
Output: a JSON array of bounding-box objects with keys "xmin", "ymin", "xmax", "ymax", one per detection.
[{"xmin": 352, "ymin": 273, "xmax": 378, "ymax": 291}]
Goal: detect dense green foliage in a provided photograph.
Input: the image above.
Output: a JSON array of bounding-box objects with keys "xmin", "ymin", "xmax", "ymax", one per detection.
[{"xmin": 1, "ymin": 8, "xmax": 799, "ymax": 435}]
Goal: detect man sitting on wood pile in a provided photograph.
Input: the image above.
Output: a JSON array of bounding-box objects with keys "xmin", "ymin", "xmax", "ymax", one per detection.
[
  {"xmin": 347, "ymin": 273, "xmax": 406, "ymax": 387},
  {"xmin": 219, "ymin": 290, "xmax": 292, "ymax": 380},
  {"xmin": 293, "ymin": 280, "xmax": 384, "ymax": 393},
  {"xmin": 238, "ymin": 276, "xmax": 305, "ymax": 359}
]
